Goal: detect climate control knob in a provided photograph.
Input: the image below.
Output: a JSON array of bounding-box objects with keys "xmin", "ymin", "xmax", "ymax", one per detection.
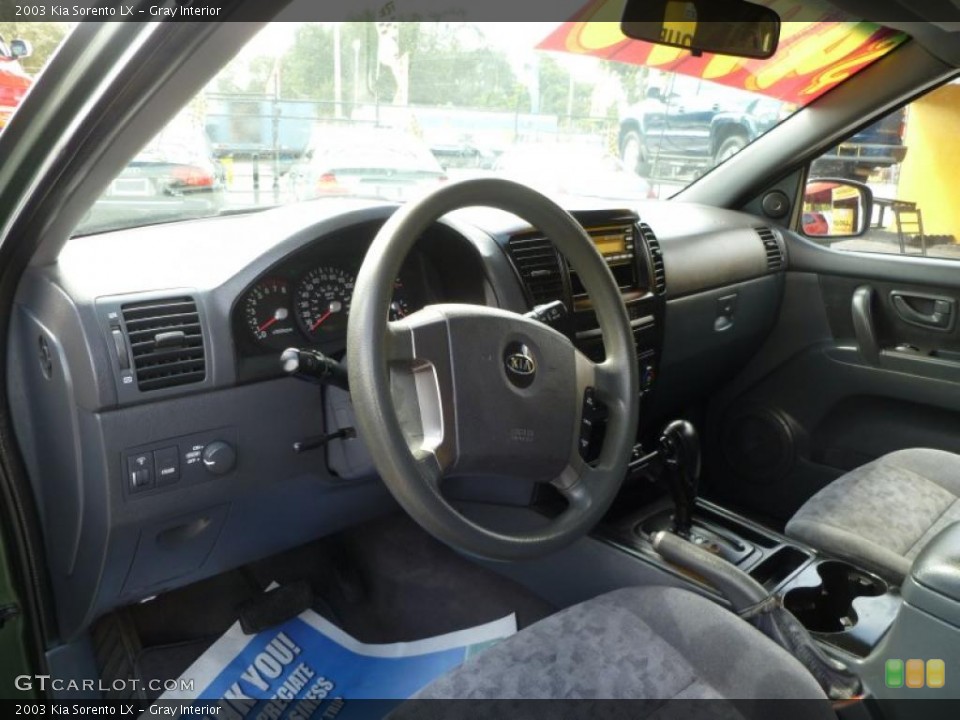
[{"xmin": 202, "ymin": 441, "xmax": 236, "ymax": 476}]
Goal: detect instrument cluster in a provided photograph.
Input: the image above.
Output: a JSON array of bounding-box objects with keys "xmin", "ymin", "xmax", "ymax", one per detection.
[{"xmin": 235, "ymin": 256, "xmax": 422, "ymax": 357}]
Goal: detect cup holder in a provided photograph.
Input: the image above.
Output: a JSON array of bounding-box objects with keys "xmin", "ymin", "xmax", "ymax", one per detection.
[{"xmin": 783, "ymin": 560, "xmax": 888, "ymax": 633}]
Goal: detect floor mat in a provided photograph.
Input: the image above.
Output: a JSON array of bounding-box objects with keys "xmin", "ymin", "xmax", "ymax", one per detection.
[
  {"xmin": 151, "ymin": 604, "xmax": 516, "ymax": 712},
  {"xmin": 242, "ymin": 512, "xmax": 555, "ymax": 643},
  {"xmin": 94, "ymin": 512, "xmax": 555, "ymax": 700}
]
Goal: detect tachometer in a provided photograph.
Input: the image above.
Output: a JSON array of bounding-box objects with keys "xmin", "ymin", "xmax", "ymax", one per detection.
[
  {"xmin": 244, "ymin": 279, "xmax": 296, "ymax": 344},
  {"xmin": 296, "ymin": 266, "xmax": 356, "ymax": 341}
]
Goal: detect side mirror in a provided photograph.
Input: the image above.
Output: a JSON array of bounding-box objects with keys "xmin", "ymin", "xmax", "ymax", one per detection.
[
  {"xmin": 10, "ymin": 39, "xmax": 32, "ymax": 60},
  {"xmin": 645, "ymin": 86, "xmax": 663, "ymax": 101},
  {"xmin": 621, "ymin": 0, "xmax": 780, "ymax": 59},
  {"xmin": 801, "ymin": 178, "xmax": 873, "ymax": 239}
]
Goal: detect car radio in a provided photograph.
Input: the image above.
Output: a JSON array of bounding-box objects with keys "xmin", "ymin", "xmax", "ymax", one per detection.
[{"xmin": 568, "ymin": 224, "xmax": 643, "ymax": 300}]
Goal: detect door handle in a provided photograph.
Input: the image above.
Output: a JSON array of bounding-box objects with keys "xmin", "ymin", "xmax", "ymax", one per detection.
[
  {"xmin": 852, "ymin": 286, "xmax": 879, "ymax": 365},
  {"xmin": 890, "ymin": 291, "xmax": 955, "ymax": 331}
]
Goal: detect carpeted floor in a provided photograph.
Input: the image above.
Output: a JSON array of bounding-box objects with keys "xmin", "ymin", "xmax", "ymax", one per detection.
[{"xmin": 92, "ymin": 512, "xmax": 555, "ymax": 700}]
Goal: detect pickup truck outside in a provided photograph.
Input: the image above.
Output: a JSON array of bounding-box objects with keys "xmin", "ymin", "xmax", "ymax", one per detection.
[{"xmin": 618, "ymin": 75, "xmax": 906, "ymax": 181}]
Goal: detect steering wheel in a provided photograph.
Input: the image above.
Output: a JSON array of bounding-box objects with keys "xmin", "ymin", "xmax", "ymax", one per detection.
[{"xmin": 347, "ymin": 179, "xmax": 639, "ymax": 560}]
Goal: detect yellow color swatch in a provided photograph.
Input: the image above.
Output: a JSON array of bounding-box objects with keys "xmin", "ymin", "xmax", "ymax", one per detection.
[
  {"xmin": 927, "ymin": 659, "xmax": 945, "ymax": 689},
  {"xmin": 906, "ymin": 659, "xmax": 925, "ymax": 688}
]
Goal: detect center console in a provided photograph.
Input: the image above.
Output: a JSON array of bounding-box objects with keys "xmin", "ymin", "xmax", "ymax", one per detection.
[
  {"xmin": 602, "ymin": 416, "xmax": 960, "ymax": 704},
  {"xmin": 503, "ymin": 209, "xmax": 665, "ymax": 395},
  {"xmin": 603, "ymin": 419, "xmax": 904, "ymax": 663},
  {"xmin": 846, "ymin": 522, "xmax": 960, "ymax": 703},
  {"xmin": 605, "ymin": 497, "xmax": 905, "ymax": 665}
]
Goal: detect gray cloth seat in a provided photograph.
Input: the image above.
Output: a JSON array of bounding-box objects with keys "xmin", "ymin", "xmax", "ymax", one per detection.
[
  {"xmin": 408, "ymin": 586, "xmax": 830, "ymax": 709},
  {"xmin": 786, "ymin": 448, "xmax": 960, "ymax": 583}
]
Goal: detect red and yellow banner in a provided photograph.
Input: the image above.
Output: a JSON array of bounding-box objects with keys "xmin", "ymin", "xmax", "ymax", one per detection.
[{"xmin": 537, "ymin": 0, "xmax": 907, "ymax": 105}]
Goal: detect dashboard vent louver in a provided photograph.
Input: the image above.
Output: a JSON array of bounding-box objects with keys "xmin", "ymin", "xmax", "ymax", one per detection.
[
  {"xmin": 507, "ymin": 235, "xmax": 565, "ymax": 305},
  {"xmin": 756, "ymin": 226, "xmax": 784, "ymax": 271},
  {"xmin": 121, "ymin": 297, "xmax": 206, "ymax": 392},
  {"xmin": 638, "ymin": 223, "xmax": 666, "ymax": 295}
]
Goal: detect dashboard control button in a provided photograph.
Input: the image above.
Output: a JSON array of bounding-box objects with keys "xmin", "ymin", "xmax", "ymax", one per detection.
[
  {"xmin": 111, "ymin": 329, "xmax": 131, "ymax": 370},
  {"xmin": 202, "ymin": 441, "xmax": 237, "ymax": 476},
  {"xmin": 154, "ymin": 446, "xmax": 180, "ymax": 485},
  {"xmin": 127, "ymin": 452, "xmax": 154, "ymax": 492},
  {"xmin": 579, "ymin": 387, "xmax": 608, "ymax": 462}
]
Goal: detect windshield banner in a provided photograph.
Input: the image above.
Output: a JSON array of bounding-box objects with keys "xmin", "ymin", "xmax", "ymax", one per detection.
[
  {"xmin": 150, "ymin": 606, "xmax": 516, "ymax": 718},
  {"xmin": 537, "ymin": 0, "xmax": 907, "ymax": 104}
]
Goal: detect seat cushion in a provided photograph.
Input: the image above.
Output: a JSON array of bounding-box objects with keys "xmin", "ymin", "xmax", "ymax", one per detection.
[
  {"xmin": 406, "ymin": 586, "xmax": 828, "ymax": 707},
  {"xmin": 786, "ymin": 448, "xmax": 960, "ymax": 583}
]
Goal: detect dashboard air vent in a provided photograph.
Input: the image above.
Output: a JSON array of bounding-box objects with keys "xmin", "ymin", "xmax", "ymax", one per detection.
[
  {"xmin": 121, "ymin": 297, "xmax": 206, "ymax": 391},
  {"xmin": 507, "ymin": 235, "xmax": 565, "ymax": 305},
  {"xmin": 638, "ymin": 223, "xmax": 666, "ymax": 295},
  {"xmin": 756, "ymin": 226, "xmax": 784, "ymax": 271}
]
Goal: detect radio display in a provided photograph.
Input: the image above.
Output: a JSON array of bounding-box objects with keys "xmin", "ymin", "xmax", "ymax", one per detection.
[{"xmin": 593, "ymin": 233, "xmax": 627, "ymax": 256}]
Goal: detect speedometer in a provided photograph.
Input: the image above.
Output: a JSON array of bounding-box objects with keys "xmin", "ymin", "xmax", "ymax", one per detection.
[{"xmin": 295, "ymin": 266, "xmax": 356, "ymax": 342}]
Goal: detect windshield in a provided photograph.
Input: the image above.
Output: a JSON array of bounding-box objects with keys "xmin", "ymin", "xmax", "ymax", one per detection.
[{"xmin": 67, "ymin": 20, "xmax": 905, "ymax": 236}]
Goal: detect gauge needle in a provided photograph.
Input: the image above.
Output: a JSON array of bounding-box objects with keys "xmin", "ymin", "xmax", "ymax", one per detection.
[
  {"xmin": 258, "ymin": 307, "xmax": 288, "ymax": 333},
  {"xmin": 311, "ymin": 301, "xmax": 342, "ymax": 331},
  {"xmin": 310, "ymin": 309, "xmax": 333, "ymax": 331}
]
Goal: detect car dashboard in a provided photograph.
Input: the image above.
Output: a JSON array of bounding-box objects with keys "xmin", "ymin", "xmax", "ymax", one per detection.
[
  {"xmin": 8, "ymin": 195, "xmax": 787, "ymax": 639},
  {"xmin": 229, "ymin": 218, "xmax": 492, "ymax": 383}
]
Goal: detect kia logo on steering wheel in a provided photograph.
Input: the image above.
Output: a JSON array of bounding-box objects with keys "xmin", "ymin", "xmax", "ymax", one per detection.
[{"xmin": 504, "ymin": 343, "xmax": 536, "ymax": 388}]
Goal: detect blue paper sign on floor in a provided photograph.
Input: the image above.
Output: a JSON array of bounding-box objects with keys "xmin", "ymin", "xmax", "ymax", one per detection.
[{"xmin": 151, "ymin": 604, "xmax": 516, "ymax": 720}]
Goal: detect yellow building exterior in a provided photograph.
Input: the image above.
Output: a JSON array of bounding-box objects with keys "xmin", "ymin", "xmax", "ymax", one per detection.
[{"xmin": 896, "ymin": 83, "xmax": 960, "ymax": 243}]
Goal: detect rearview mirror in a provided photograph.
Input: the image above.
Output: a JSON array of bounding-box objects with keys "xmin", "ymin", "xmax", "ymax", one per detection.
[
  {"xmin": 802, "ymin": 179, "xmax": 873, "ymax": 239},
  {"xmin": 10, "ymin": 39, "xmax": 32, "ymax": 60},
  {"xmin": 621, "ymin": 0, "xmax": 780, "ymax": 59}
]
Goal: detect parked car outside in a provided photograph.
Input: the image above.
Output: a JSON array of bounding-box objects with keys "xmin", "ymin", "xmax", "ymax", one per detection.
[
  {"xmin": 808, "ymin": 109, "xmax": 908, "ymax": 180},
  {"xmin": 79, "ymin": 113, "xmax": 226, "ymax": 234},
  {"xmin": 802, "ymin": 211, "xmax": 830, "ymax": 236},
  {"xmin": 429, "ymin": 138, "xmax": 500, "ymax": 170},
  {"xmin": 0, "ymin": 35, "xmax": 32, "ymax": 131},
  {"xmin": 619, "ymin": 75, "xmax": 906, "ymax": 181},
  {"xmin": 287, "ymin": 126, "xmax": 448, "ymax": 202},
  {"xmin": 618, "ymin": 78, "xmax": 774, "ymax": 178},
  {"xmin": 494, "ymin": 143, "xmax": 654, "ymax": 203}
]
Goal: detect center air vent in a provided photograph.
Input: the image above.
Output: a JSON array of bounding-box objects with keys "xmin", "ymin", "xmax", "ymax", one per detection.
[
  {"xmin": 506, "ymin": 235, "xmax": 565, "ymax": 305},
  {"xmin": 756, "ymin": 226, "xmax": 785, "ymax": 271},
  {"xmin": 121, "ymin": 297, "xmax": 206, "ymax": 391},
  {"xmin": 638, "ymin": 223, "xmax": 666, "ymax": 295}
]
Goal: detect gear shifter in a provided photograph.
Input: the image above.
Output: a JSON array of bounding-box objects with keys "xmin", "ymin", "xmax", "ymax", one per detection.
[
  {"xmin": 642, "ymin": 419, "xmax": 752, "ymax": 563},
  {"xmin": 658, "ymin": 420, "xmax": 701, "ymax": 537}
]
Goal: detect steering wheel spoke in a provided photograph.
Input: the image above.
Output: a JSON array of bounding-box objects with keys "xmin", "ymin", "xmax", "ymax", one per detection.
[
  {"xmin": 575, "ymin": 349, "xmax": 621, "ymax": 403},
  {"xmin": 386, "ymin": 319, "xmax": 416, "ymax": 362},
  {"xmin": 386, "ymin": 313, "xmax": 459, "ymax": 477},
  {"xmin": 411, "ymin": 446, "xmax": 450, "ymax": 489}
]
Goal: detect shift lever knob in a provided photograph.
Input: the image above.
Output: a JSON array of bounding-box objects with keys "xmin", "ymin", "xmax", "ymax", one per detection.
[{"xmin": 659, "ymin": 420, "xmax": 701, "ymax": 537}]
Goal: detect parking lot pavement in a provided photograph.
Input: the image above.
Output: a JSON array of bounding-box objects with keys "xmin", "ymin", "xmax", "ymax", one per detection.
[
  {"xmin": 221, "ymin": 160, "xmax": 289, "ymax": 207},
  {"xmin": 831, "ymin": 232, "xmax": 960, "ymax": 259}
]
